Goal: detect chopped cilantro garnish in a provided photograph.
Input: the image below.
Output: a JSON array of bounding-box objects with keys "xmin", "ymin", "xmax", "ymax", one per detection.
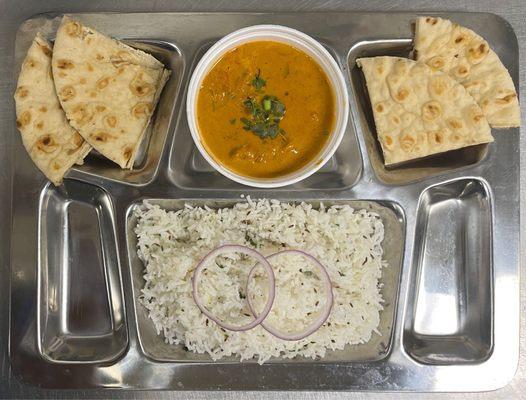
[
  {"xmin": 236, "ymin": 70, "xmax": 287, "ymax": 140},
  {"xmin": 241, "ymin": 95, "xmax": 286, "ymax": 139},
  {"xmin": 251, "ymin": 69, "xmax": 266, "ymax": 91}
]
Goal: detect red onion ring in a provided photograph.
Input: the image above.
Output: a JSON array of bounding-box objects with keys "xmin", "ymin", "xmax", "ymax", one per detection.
[
  {"xmin": 192, "ymin": 244, "xmax": 275, "ymax": 332},
  {"xmin": 246, "ymin": 249, "xmax": 334, "ymax": 341}
]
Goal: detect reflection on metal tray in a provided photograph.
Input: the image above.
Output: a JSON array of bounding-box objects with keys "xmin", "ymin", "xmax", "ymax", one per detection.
[
  {"xmin": 9, "ymin": 12, "xmax": 519, "ymax": 391},
  {"xmin": 404, "ymin": 178, "xmax": 493, "ymax": 365},
  {"xmin": 38, "ymin": 180, "xmax": 128, "ymax": 364}
]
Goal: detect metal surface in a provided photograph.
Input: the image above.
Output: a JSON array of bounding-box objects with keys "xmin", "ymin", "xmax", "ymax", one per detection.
[
  {"xmin": 403, "ymin": 179, "xmax": 493, "ymax": 365},
  {"xmin": 0, "ymin": 1, "xmax": 524, "ymax": 399},
  {"xmin": 8, "ymin": 11, "xmax": 519, "ymax": 392},
  {"xmin": 38, "ymin": 181, "xmax": 128, "ymax": 364}
]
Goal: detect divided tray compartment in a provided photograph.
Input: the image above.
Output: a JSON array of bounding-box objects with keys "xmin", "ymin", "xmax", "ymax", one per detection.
[
  {"xmin": 167, "ymin": 41, "xmax": 363, "ymax": 191},
  {"xmin": 126, "ymin": 199, "xmax": 405, "ymax": 363},
  {"xmin": 347, "ymin": 39, "xmax": 491, "ymax": 185},
  {"xmin": 14, "ymin": 15, "xmax": 186, "ymax": 186},
  {"xmin": 70, "ymin": 38, "xmax": 185, "ymax": 185},
  {"xmin": 403, "ymin": 178, "xmax": 493, "ymax": 364},
  {"xmin": 38, "ymin": 179, "xmax": 127, "ymax": 363}
]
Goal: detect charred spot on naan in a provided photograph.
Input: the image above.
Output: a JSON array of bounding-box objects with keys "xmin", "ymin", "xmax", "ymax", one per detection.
[
  {"xmin": 421, "ymin": 101, "xmax": 442, "ymax": 122},
  {"xmin": 15, "ymin": 86, "xmax": 29, "ymax": 100},
  {"xmin": 90, "ymin": 131, "xmax": 115, "ymax": 143},
  {"xmin": 130, "ymin": 73, "xmax": 154, "ymax": 97},
  {"xmin": 494, "ymin": 90, "xmax": 517, "ymax": 105},
  {"xmin": 70, "ymin": 104, "xmax": 94, "ymax": 126},
  {"xmin": 132, "ymin": 102, "xmax": 153, "ymax": 118},
  {"xmin": 452, "ymin": 64, "xmax": 470, "ymax": 79},
  {"xmin": 59, "ymin": 85, "xmax": 76, "ymax": 102},
  {"xmin": 400, "ymin": 132, "xmax": 417, "ymax": 153},
  {"xmin": 96, "ymin": 76, "xmax": 111, "ymax": 89},
  {"xmin": 123, "ymin": 146, "xmax": 134, "ymax": 162},
  {"xmin": 56, "ymin": 59, "xmax": 75, "ymax": 70},
  {"xmin": 428, "ymin": 75, "xmax": 451, "ymax": 99},
  {"xmin": 16, "ymin": 110, "xmax": 31, "ymax": 128},
  {"xmin": 446, "ymin": 117, "xmax": 466, "ymax": 133},
  {"xmin": 34, "ymin": 134, "xmax": 58, "ymax": 154},
  {"xmin": 104, "ymin": 115, "xmax": 118, "ymax": 128},
  {"xmin": 466, "ymin": 41, "xmax": 489, "ymax": 64},
  {"xmin": 66, "ymin": 133, "xmax": 85, "ymax": 154},
  {"xmin": 39, "ymin": 43, "xmax": 52, "ymax": 57},
  {"xmin": 65, "ymin": 20, "xmax": 83, "ymax": 38},
  {"xmin": 426, "ymin": 56, "xmax": 446, "ymax": 71},
  {"xmin": 425, "ymin": 17, "xmax": 439, "ymax": 25},
  {"xmin": 428, "ymin": 129, "xmax": 445, "ymax": 146}
]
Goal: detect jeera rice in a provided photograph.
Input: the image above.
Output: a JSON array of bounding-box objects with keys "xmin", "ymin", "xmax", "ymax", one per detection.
[{"xmin": 134, "ymin": 198, "xmax": 387, "ymax": 364}]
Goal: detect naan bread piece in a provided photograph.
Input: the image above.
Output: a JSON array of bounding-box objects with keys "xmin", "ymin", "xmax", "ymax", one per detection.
[
  {"xmin": 52, "ymin": 16, "xmax": 170, "ymax": 169},
  {"xmin": 357, "ymin": 56, "xmax": 494, "ymax": 165},
  {"xmin": 414, "ymin": 16, "xmax": 520, "ymax": 128},
  {"xmin": 14, "ymin": 34, "xmax": 91, "ymax": 185}
]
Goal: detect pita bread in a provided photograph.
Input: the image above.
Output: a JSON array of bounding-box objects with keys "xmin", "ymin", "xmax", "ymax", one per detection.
[
  {"xmin": 414, "ymin": 16, "xmax": 520, "ymax": 128},
  {"xmin": 14, "ymin": 34, "xmax": 91, "ymax": 185},
  {"xmin": 357, "ymin": 56, "xmax": 494, "ymax": 165},
  {"xmin": 52, "ymin": 16, "xmax": 170, "ymax": 169}
]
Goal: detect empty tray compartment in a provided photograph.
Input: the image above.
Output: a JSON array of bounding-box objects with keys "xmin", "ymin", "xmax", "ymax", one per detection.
[
  {"xmin": 126, "ymin": 199, "xmax": 405, "ymax": 363},
  {"xmin": 167, "ymin": 42, "xmax": 362, "ymax": 191},
  {"xmin": 403, "ymin": 178, "xmax": 493, "ymax": 364},
  {"xmin": 38, "ymin": 180, "xmax": 127, "ymax": 363},
  {"xmin": 348, "ymin": 39, "xmax": 490, "ymax": 185}
]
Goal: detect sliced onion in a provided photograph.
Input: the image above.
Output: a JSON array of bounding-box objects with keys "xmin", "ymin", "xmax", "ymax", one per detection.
[
  {"xmin": 246, "ymin": 249, "xmax": 334, "ymax": 341},
  {"xmin": 192, "ymin": 244, "xmax": 275, "ymax": 332}
]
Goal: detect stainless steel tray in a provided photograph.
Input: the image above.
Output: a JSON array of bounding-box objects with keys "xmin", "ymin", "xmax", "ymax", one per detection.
[{"xmin": 9, "ymin": 12, "xmax": 520, "ymax": 391}]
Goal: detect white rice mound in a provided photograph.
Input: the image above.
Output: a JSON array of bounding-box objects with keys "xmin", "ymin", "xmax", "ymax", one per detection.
[{"xmin": 135, "ymin": 198, "xmax": 387, "ymax": 364}]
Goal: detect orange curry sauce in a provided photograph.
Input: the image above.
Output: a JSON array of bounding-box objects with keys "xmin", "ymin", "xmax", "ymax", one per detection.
[{"xmin": 197, "ymin": 41, "xmax": 335, "ymax": 178}]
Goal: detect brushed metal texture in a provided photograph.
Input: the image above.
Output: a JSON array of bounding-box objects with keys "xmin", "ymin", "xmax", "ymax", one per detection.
[{"xmin": 1, "ymin": 1, "xmax": 524, "ymax": 399}]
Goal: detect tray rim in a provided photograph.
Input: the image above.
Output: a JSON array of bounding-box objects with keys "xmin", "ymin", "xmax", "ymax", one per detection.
[{"xmin": 8, "ymin": 10, "xmax": 520, "ymax": 392}]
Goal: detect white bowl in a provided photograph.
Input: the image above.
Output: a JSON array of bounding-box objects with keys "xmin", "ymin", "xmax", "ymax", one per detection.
[{"xmin": 186, "ymin": 25, "xmax": 349, "ymax": 188}]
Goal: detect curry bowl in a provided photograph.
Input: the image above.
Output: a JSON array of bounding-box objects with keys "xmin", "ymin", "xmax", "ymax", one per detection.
[{"xmin": 186, "ymin": 25, "xmax": 349, "ymax": 188}]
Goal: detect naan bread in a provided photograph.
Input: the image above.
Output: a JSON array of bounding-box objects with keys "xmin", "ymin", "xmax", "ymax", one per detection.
[
  {"xmin": 414, "ymin": 16, "xmax": 520, "ymax": 128},
  {"xmin": 52, "ymin": 16, "xmax": 170, "ymax": 169},
  {"xmin": 14, "ymin": 34, "xmax": 91, "ymax": 185},
  {"xmin": 357, "ymin": 56, "xmax": 494, "ymax": 165}
]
